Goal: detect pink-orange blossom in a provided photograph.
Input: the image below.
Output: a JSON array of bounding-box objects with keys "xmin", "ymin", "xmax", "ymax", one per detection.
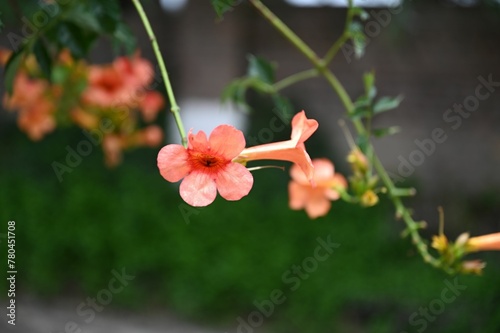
[
  {"xmin": 158, "ymin": 111, "xmax": 319, "ymax": 207},
  {"xmin": 289, "ymin": 158, "xmax": 347, "ymax": 219},
  {"xmin": 158, "ymin": 125, "xmax": 253, "ymax": 207}
]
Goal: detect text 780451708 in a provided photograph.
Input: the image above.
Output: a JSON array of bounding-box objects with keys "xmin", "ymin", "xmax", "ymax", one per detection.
[{"xmin": 6, "ymin": 220, "xmax": 16, "ymax": 326}]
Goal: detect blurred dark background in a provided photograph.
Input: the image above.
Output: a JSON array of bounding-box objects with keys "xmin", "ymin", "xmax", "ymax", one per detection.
[{"xmin": 1, "ymin": 0, "xmax": 500, "ymax": 332}]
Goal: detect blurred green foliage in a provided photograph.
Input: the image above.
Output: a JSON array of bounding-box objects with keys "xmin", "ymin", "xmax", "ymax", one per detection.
[
  {"xmin": 1, "ymin": 0, "xmax": 134, "ymax": 94},
  {"xmin": 0, "ymin": 122, "xmax": 499, "ymax": 333}
]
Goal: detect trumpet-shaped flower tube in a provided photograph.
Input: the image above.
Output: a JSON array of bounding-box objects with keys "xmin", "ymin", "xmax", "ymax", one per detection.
[
  {"xmin": 236, "ymin": 111, "xmax": 318, "ymax": 181},
  {"xmin": 467, "ymin": 232, "xmax": 500, "ymax": 252}
]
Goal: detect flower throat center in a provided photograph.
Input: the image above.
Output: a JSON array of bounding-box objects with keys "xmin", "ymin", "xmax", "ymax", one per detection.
[
  {"xmin": 202, "ymin": 156, "xmax": 218, "ymax": 167},
  {"xmin": 189, "ymin": 151, "xmax": 226, "ymax": 170}
]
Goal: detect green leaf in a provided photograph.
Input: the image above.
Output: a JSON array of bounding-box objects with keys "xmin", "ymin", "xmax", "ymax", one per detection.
[
  {"xmin": 349, "ymin": 7, "xmax": 369, "ymax": 20},
  {"xmin": 4, "ymin": 48, "xmax": 25, "ymax": 95},
  {"xmin": 51, "ymin": 65, "xmax": 69, "ymax": 84},
  {"xmin": 354, "ymin": 95, "xmax": 371, "ymax": 108},
  {"xmin": 33, "ymin": 39, "xmax": 52, "ymax": 80},
  {"xmin": 372, "ymin": 126, "xmax": 401, "ymax": 138},
  {"xmin": 56, "ymin": 21, "xmax": 98, "ymax": 58},
  {"xmin": 363, "ymin": 71, "xmax": 376, "ymax": 100},
  {"xmin": 64, "ymin": 4, "xmax": 102, "ymax": 33},
  {"xmin": 350, "ymin": 92, "xmax": 373, "ymax": 120},
  {"xmin": 349, "ymin": 106, "xmax": 371, "ymax": 120},
  {"xmin": 221, "ymin": 78, "xmax": 248, "ymax": 108},
  {"xmin": 352, "ymin": 34, "xmax": 365, "ymax": 59},
  {"xmin": 248, "ymin": 78, "xmax": 273, "ymax": 94},
  {"xmin": 391, "ymin": 187, "xmax": 417, "ymax": 197},
  {"xmin": 211, "ymin": 0, "xmax": 237, "ymax": 18},
  {"xmin": 373, "ymin": 95, "xmax": 404, "ymax": 114},
  {"xmin": 63, "ymin": 0, "xmax": 121, "ymax": 34},
  {"xmin": 112, "ymin": 22, "xmax": 136, "ymax": 55},
  {"xmin": 247, "ymin": 55, "xmax": 276, "ymax": 85},
  {"xmin": 348, "ymin": 22, "xmax": 366, "ymax": 59},
  {"xmin": 356, "ymin": 134, "xmax": 370, "ymax": 155},
  {"xmin": 91, "ymin": 0, "xmax": 121, "ymax": 34}
]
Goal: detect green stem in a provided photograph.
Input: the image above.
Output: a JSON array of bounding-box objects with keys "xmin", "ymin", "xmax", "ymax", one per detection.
[
  {"xmin": 248, "ymin": 0, "xmax": 324, "ymax": 70},
  {"xmin": 248, "ymin": 0, "xmax": 354, "ymax": 112},
  {"xmin": 370, "ymin": 155, "xmax": 442, "ymax": 268},
  {"xmin": 273, "ymin": 69, "xmax": 319, "ymax": 92},
  {"xmin": 323, "ymin": 0, "xmax": 354, "ymax": 65},
  {"xmin": 323, "ymin": 33, "xmax": 349, "ymax": 65},
  {"xmin": 131, "ymin": 0, "xmax": 187, "ymax": 147},
  {"xmin": 250, "ymin": 0, "xmax": 442, "ymax": 271},
  {"xmin": 322, "ymin": 70, "xmax": 355, "ymax": 114}
]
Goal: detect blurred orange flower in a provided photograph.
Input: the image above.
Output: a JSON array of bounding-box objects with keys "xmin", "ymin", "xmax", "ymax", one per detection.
[
  {"xmin": 4, "ymin": 73, "xmax": 56, "ymax": 140},
  {"xmin": 288, "ymin": 158, "xmax": 347, "ymax": 219},
  {"xmin": 70, "ymin": 108, "xmax": 100, "ymax": 130},
  {"xmin": 17, "ymin": 99, "xmax": 57, "ymax": 141},
  {"xmin": 3, "ymin": 73, "xmax": 47, "ymax": 110},
  {"xmin": 83, "ymin": 54, "xmax": 154, "ymax": 108},
  {"xmin": 133, "ymin": 125, "xmax": 163, "ymax": 147},
  {"xmin": 461, "ymin": 260, "xmax": 486, "ymax": 275},
  {"xmin": 1, "ymin": 47, "xmax": 164, "ymax": 166},
  {"xmin": 103, "ymin": 134, "xmax": 125, "ymax": 168},
  {"xmin": 0, "ymin": 49, "xmax": 12, "ymax": 65},
  {"xmin": 139, "ymin": 91, "xmax": 164, "ymax": 122},
  {"xmin": 114, "ymin": 53, "xmax": 153, "ymax": 88}
]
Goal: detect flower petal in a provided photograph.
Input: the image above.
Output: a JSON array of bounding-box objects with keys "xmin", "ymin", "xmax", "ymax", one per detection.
[
  {"xmin": 239, "ymin": 140, "xmax": 295, "ymax": 159},
  {"xmin": 215, "ymin": 162, "xmax": 253, "ymax": 201},
  {"xmin": 209, "ymin": 125, "xmax": 246, "ymax": 160},
  {"xmin": 290, "ymin": 162, "xmax": 309, "ymax": 185},
  {"xmin": 240, "ymin": 143, "xmax": 314, "ymax": 182},
  {"xmin": 188, "ymin": 129, "xmax": 209, "ymax": 151},
  {"xmin": 324, "ymin": 188, "xmax": 340, "ymax": 201},
  {"xmin": 180, "ymin": 171, "xmax": 217, "ymax": 207},
  {"xmin": 332, "ymin": 173, "xmax": 348, "ymax": 189},
  {"xmin": 287, "ymin": 144, "xmax": 315, "ymax": 182},
  {"xmin": 139, "ymin": 91, "xmax": 164, "ymax": 122},
  {"xmin": 468, "ymin": 232, "xmax": 500, "ymax": 252},
  {"xmin": 305, "ymin": 193, "xmax": 331, "ymax": 219},
  {"xmin": 157, "ymin": 144, "xmax": 190, "ymax": 182},
  {"xmin": 324, "ymin": 174, "xmax": 348, "ymax": 200},
  {"xmin": 288, "ymin": 181, "xmax": 310, "ymax": 210},
  {"xmin": 139, "ymin": 125, "xmax": 163, "ymax": 147},
  {"xmin": 312, "ymin": 159, "xmax": 334, "ymax": 182},
  {"xmin": 290, "ymin": 111, "xmax": 319, "ymax": 145}
]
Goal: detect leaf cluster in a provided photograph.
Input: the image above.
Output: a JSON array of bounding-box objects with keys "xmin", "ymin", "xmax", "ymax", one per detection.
[{"xmin": 4, "ymin": 0, "xmax": 135, "ymax": 94}]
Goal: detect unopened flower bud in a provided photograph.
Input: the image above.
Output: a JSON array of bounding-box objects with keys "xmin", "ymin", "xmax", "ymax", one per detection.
[
  {"xmin": 71, "ymin": 108, "xmax": 99, "ymax": 129},
  {"xmin": 431, "ymin": 234, "xmax": 448, "ymax": 253},
  {"xmin": 360, "ymin": 190, "xmax": 378, "ymax": 207},
  {"xmin": 347, "ymin": 148, "xmax": 368, "ymax": 173},
  {"xmin": 461, "ymin": 260, "xmax": 486, "ymax": 275}
]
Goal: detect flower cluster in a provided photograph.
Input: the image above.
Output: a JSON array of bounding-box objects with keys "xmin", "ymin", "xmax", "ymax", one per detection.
[
  {"xmin": 1, "ymin": 49, "xmax": 164, "ymax": 167},
  {"xmin": 432, "ymin": 231, "xmax": 500, "ymax": 275},
  {"xmin": 346, "ymin": 147, "xmax": 380, "ymax": 207},
  {"xmin": 158, "ymin": 110, "xmax": 348, "ymax": 218},
  {"xmin": 158, "ymin": 111, "xmax": 320, "ymax": 207}
]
